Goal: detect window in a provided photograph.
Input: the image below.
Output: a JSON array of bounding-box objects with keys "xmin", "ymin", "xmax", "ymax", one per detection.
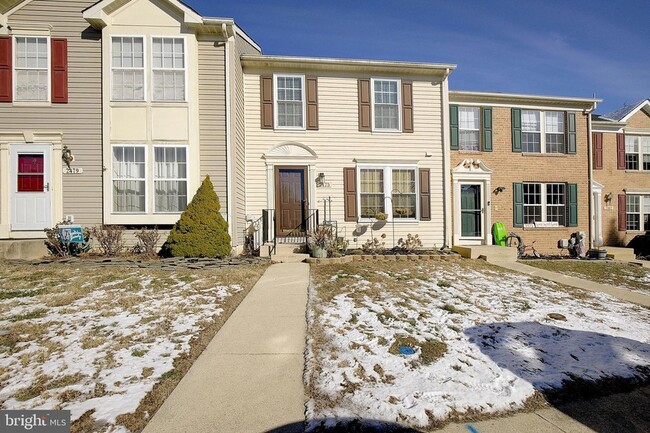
[
  {"xmin": 359, "ymin": 166, "xmax": 417, "ymax": 220},
  {"xmin": 458, "ymin": 107, "xmax": 480, "ymax": 151},
  {"xmin": 112, "ymin": 37, "xmax": 144, "ymax": 101},
  {"xmin": 626, "ymin": 195, "xmax": 650, "ymax": 231},
  {"xmin": 154, "ymin": 146, "xmax": 187, "ymax": 212},
  {"xmin": 275, "ymin": 75, "xmax": 304, "ymax": 128},
  {"xmin": 113, "ymin": 146, "xmax": 146, "ymax": 213},
  {"xmin": 14, "ymin": 37, "xmax": 48, "ymax": 101},
  {"xmin": 372, "ymin": 79, "xmax": 400, "ymax": 131},
  {"xmin": 152, "ymin": 37, "xmax": 185, "ymax": 101},
  {"xmin": 523, "ymin": 182, "xmax": 566, "ymax": 225},
  {"xmin": 521, "ymin": 110, "xmax": 565, "ymax": 154},
  {"xmin": 625, "ymin": 135, "xmax": 650, "ymax": 171}
]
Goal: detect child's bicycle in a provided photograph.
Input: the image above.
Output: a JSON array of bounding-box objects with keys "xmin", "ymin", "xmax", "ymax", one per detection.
[{"xmin": 505, "ymin": 232, "xmax": 541, "ymax": 258}]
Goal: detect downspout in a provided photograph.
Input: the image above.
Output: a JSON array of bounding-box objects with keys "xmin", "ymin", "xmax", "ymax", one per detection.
[
  {"xmin": 441, "ymin": 69, "xmax": 452, "ymax": 249},
  {"xmin": 224, "ymin": 23, "xmax": 234, "ymax": 243},
  {"xmin": 586, "ymin": 102, "xmax": 596, "ymax": 249}
]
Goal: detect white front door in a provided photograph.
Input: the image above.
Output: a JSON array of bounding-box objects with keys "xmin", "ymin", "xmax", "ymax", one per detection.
[{"xmin": 10, "ymin": 145, "xmax": 52, "ymax": 231}]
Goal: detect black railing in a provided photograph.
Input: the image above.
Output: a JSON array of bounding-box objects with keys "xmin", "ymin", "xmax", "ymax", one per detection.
[{"xmin": 243, "ymin": 214, "xmax": 264, "ymax": 255}]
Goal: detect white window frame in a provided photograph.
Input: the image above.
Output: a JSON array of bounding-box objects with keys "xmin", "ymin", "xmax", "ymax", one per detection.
[
  {"xmin": 625, "ymin": 194, "xmax": 650, "ymax": 232},
  {"xmin": 110, "ymin": 35, "xmax": 146, "ymax": 102},
  {"xmin": 13, "ymin": 35, "xmax": 51, "ymax": 103},
  {"xmin": 111, "ymin": 144, "xmax": 148, "ymax": 214},
  {"xmin": 625, "ymin": 135, "xmax": 650, "ymax": 171},
  {"xmin": 356, "ymin": 164, "xmax": 418, "ymax": 222},
  {"xmin": 371, "ymin": 77, "xmax": 402, "ymax": 132},
  {"xmin": 523, "ymin": 182, "xmax": 566, "ymax": 226},
  {"xmin": 151, "ymin": 36, "xmax": 187, "ymax": 102},
  {"xmin": 273, "ymin": 73, "xmax": 305, "ymax": 130},
  {"xmin": 458, "ymin": 106, "xmax": 480, "ymax": 151},
  {"xmin": 153, "ymin": 145, "xmax": 189, "ymax": 214},
  {"xmin": 521, "ymin": 110, "xmax": 566, "ymax": 154}
]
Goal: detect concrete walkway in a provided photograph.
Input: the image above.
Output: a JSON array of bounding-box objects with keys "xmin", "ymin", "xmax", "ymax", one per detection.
[
  {"xmin": 143, "ymin": 262, "xmax": 309, "ymax": 433},
  {"xmin": 492, "ymin": 260, "xmax": 650, "ymax": 307}
]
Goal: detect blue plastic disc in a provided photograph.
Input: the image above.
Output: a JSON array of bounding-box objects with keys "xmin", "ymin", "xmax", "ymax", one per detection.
[{"xmin": 399, "ymin": 346, "xmax": 415, "ymax": 355}]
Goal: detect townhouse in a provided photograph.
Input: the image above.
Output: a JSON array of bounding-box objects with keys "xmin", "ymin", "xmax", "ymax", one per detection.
[
  {"xmin": 448, "ymin": 92, "xmax": 599, "ymax": 253},
  {"xmin": 241, "ymin": 56, "xmax": 455, "ymax": 249},
  {"xmin": 592, "ymin": 99, "xmax": 650, "ymax": 247}
]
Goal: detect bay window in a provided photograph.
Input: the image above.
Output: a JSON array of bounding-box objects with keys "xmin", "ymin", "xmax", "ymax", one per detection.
[{"xmin": 14, "ymin": 36, "xmax": 49, "ymax": 101}]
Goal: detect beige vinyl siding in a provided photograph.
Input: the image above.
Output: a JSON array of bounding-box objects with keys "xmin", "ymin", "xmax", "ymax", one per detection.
[
  {"xmin": 3, "ymin": 0, "xmax": 102, "ymax": 226},
  {"xmin": 229, "ymin": 33, "xmax": 260, "ymax": 245},
  {"xmin": 197, "ymin": 40, "xmax": 228, "ymax": 218},
  {"xmin": 244, "ymin": 73, "xmax": 445, "ymax": 248}
]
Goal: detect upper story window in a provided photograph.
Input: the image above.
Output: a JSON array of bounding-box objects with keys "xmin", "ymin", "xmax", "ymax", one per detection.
[
  {"xmin": 625, "ymin": 135, "xmax": 650, "ymax": 171},
  {"xmin": 626, "ymin": 195, "xmax": 650, "ymax": 231},
  {"xmin": 275, "ymin": 75, "xmax": 304, "ymax": 128},
  {"xmin": 14, "ymin": 37, "xmax": 49, "ymax": 101},
  {"xmin": 111, "ymin": 36, "xmax": 144, "ymax": 101},
  {"xmin": 152, "ymin": 37, "xmax": 185, "ymax": 102},
  {"xmin": 516, "ymin": 110, "xmax": 574, "ymax": 154},
  {"xmin": 544, "ymin": 112, "xmax": 565, "ymax": 153},
  {"xmin": 459, "ymin": 107, "xmax": 480, "ymax": 151},
  {"xmin": 372, "ymin": 78, "xmax": 400, "ymax": 131}
]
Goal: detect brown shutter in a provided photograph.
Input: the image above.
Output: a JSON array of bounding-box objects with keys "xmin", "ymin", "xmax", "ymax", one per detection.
[
  {"xmin": 306, "ymin": 76, "xmax": 318, "ymax": 130},
  {"xmin": 260, "ymin": 75, "xmax": 273, "ymax": 129},
  {"xmin": 51, "ymin": 38, "xmax": 68, "ymax": 103},
  {"xmin": 402, "ymin": 80, "xmax": 413, "ymax": 133},
  {"xmin": 616, "ymin": 133, "xmax": 626, "ymax": 170},
  {"xmin": 358, "ymin": 79, "xmax": 371, "ymax": 131},
  {"xmin": 419, "ymin": 168, "xmax": 431, "ymax": 221},
  {"xmin": 618, "ymin": 194, "xmax": 627, "ymax": 231},
  {"xmin": 343, "ymin": 167, "xmax": 358, "ymax": 222},
  {"xmin": 593, "ymin": 132, "xmax": 603, "ymax": 170},
  {"xmin": 0, "ymin": 36, "xmax": 12, "ymax": 102}
]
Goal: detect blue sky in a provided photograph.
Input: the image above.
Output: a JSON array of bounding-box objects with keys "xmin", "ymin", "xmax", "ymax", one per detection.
[{"xmin": 189, "ymin": 0, "xmax": 650, "ymax": 114}]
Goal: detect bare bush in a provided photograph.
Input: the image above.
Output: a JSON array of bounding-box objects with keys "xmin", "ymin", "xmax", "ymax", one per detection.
[
  {"xmin": 133, "ymin": 227, "xmax": 160, "ymax": 258},
  {"xmin": 90, "ymin": 225, "xmax": 125, "ymax": 257}
]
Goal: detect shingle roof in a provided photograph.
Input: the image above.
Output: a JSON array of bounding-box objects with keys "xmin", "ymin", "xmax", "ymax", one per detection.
[{"xmin": 602, "ymin": 99, "xmax": 649, "ymax": 122}]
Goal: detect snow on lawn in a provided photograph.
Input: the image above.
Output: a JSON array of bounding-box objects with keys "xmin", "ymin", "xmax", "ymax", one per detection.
[
  {"xmin": 0, "ymin": 264, "xmax": 264, "ymax": 432},
  {"xmin": 306, "ymin": 260, "xmax": 650, "ymax": 430}
]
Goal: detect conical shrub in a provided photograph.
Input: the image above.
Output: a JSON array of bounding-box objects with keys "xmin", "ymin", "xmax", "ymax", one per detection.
[{"xmin": 161, "ymin": 176, "xmax": 231, "ymax": 258}]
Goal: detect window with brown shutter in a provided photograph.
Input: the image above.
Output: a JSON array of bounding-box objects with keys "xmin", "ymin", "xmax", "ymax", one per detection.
[
  {"xmin": 616, "ymin": 133, "xmax": 626, "ymax": 170},
  {"xmin": 358, "ymin": 79, "xmax": 371, "ymax": 131},
  {"xmin": 402, "ymin": 81, "xmax": 413, "ymax": 133},
  {"xmin": 343, "ymin": 167, "xmax": 358, "ymax": 221},
  {"xmin": 306, "ymin": 76, "xmax": 318, "ymax": 130},
  {"xmin": 618, "ymin": 194, "xmax": 627, "ymax": 231},
  {"xmin": 0, "ymin": 36, "xmax": 12, "ymax": 102},
  {"xmin": 51, "ymin": 39, "xmax": 68, "ymax": 103},
  {"xmin": 419, "ymin": 168, "xmax": 431, "ymax": 221},
  {"xmin": 260, "ymin": 75, "xmax": 273, "ymax": 129},
  {"xmin": 593, "ymin": 132, "xmax": 603, "ymax": 170}
]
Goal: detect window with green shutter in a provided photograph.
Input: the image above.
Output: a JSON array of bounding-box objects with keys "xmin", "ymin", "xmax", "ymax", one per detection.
[
  {"xmin": 568, "ymin": 183, "xmax": 578, "ymax": 226},
  {"xmin": 512, "ymin": 108, "xmax": 522, "ymax": 152},
  {"xmin": 450, "ymin": 105, "xmax": 459, "ymax": 150},
  {"xmin": 482, "ymin": 107, "xmax": 492, "ymax": 152},
  {"xmin": 513, "ymin": 182, "xmax": 524, "ymax": 227}
]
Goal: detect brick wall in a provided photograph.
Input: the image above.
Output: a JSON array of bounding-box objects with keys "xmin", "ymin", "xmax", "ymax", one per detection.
[{"xmin": 451, "ymin": 106, "xmax": 590, "ymax": 254}]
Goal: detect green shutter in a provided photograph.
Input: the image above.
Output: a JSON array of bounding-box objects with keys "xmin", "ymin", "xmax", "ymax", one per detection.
[
  {"xmin": 450, "ymin": 105, "xmax": 459, "ymax": 150},
  {"xmin": 513, "ymin": 182, "xmax": 524, "ymax": 227},
  {"xmin": 512, "ymin": 108, "xmax": 522, "ymax": 152},
  {"xmin": 482, "ymin": 107, "xmax": 493, "ymax": 152},
  {"xmin": 567, "ymin": 112, "xmax": 577, "ymax": 154},
  {"xmin": 568, "ymin": 183, "xmax": 578, "ymax": 227}
]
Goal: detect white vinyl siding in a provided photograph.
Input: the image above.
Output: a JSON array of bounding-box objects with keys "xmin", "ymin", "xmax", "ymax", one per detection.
[
  {"xmin": 152, "ymin": 37, "xmax": 185, "ymax": 102},
  {"xmin": 111, "ymin": 36, "xmax": 144, "ymax": 101},
  {"xmin": 112, "ymin": 146, "xmax": 146, "ymax": 213},
  {"xmin": 14, "ymin": 36, "xmax": 49, "ymax": 102},
  {"xmin": 275, "ymin": 75, "xmax": 304, "ymax": 129},
  {"xmin": 458, "ymin": 107, "xmax": 480, "ymax": 151},
  {"xmin": 154, "ymin": 146, "xmax": 188, "ymax": 212},
  {"xmin": 372, "ymin": 78, "xmax": 400, "ymax": 131}
]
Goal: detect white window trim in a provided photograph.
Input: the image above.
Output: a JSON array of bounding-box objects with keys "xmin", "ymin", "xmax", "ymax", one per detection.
[
  {"xmin": 521, "ymin": 110, "xmax": 565, "ymax": 154},
  {"xmin": 150, "ymin": 35, "xmax": 188, "ymax": 103},
  {"xmin": 625, "ymin": 135, "xmax": 650, "ymax": 172},
  {"xmin": 371, "ymin": 77, "xmax": 402, "ymax": 133},
  {"xmin": 458, "ymin": 106, "xmax": 480, "ymax": 151},
  {"xmin": 111, "ymin": 144, "xmax": 148, "ymax": 214},
  {"xmin": 12, "ymin": 35, "xmax": 51, "ymax": 103},
  {"xmin": 625, "ymin": 194, "xmax": 650, "ymax": 232},
  {"xmin": 110, "ymin": 35, "xmax": 146, "ymax": 102},
  {"xmin": 153, "ymin": 144, "xmax": 189, "ymax": 214},
  {"xmin": 273, "ymin": 73, "xmax": 306, "ymax": 130},
  {"xmin": 356, "ymin": 164, "xmax": 418, "ymax": 222},
  {"xmin": 523, "ymin": 182, "xmax": 566, "ymax": 225}
]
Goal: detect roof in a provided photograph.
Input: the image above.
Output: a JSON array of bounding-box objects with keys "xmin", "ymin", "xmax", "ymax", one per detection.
[
  {"xmin": 601, "ymin": 99, "xmax": 650, "ymax": 122},
  {"xmin": 0, "ymin": 0, "xmax": 25, "ymax": 15},
  {"xmin": 450, "ymin": 90, "xmax": 600, "ymax": 110},
  {"xmin": 241, "ymin": 55, "xmax": 456, "ymax": 77}
]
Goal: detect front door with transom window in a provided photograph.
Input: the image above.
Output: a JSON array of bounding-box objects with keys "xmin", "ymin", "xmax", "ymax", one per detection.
[
  {"xmin": 10, "ymin": 145, "xmax": 52, "ymax": 231},
  {"xmin": 460, "ymin": 184, "xmax": 483, "ymax": 238},
  {"xmin": 275, "ymin": 166, "xmax": 307, "ymax": 236}
]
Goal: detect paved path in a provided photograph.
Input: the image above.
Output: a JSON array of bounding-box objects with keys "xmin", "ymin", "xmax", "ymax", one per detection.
[
  {"xmin": 143, "ymin": 262, "xmax": 309, "ymax": 433},
  {"xmin": 492, "ymin": 260, "xmax": 650, "ymax": 307}
]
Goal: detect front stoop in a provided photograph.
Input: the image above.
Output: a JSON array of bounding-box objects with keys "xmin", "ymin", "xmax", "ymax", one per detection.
[
  {"xmin": 0, "ymin": 240, "xmax": 48, "ymax": 260},
  {"xmin": 605, "ymin": 246, "xmax": 637, "ymax": 261},
  {"xmin": 452, "ymin": 245, "xmax": 518, "ymax": 263},
  {"xmin": 270, "ymin": 243, "xmax": 309, "ymax": 264}
]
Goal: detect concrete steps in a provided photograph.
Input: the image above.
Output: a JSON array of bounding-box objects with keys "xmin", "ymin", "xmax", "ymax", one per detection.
[
  {"xmin": 0, "ymin": 239, "xmax": 48, "ymax": 260},
  {"xmin": 605, "ymin": 246, "xmax": 637, "ymax": 261},
  {"xmin": 263, "ymin": 242, "xmax": 309, "ymax": 263}
]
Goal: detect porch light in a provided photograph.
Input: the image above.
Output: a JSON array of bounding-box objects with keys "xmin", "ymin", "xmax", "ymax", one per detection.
[
  {"xmin": 316, "ymin": 172, "xmax": 326, "ymax": 187},
  {"xmin": 494, "ymin": 186, "xmax": 506, "ymax": 194}
]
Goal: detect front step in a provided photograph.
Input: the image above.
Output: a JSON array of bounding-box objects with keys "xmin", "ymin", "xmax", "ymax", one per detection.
[
  {"xmin": 271, "ymin": 253, "xmax": 310, "ymax": 264},
  {"xmin": 261, "ymin": 242, "xmax": 309, "ymax": 263}
]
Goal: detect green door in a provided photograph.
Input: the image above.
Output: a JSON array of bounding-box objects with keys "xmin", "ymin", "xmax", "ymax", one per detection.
[{"xmin": 461, "ymin": 184, "xmax": 482, "ymax": 237}]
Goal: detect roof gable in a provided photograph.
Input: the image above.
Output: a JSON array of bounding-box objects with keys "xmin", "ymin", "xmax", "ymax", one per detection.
[
  {"xmin": 603, "ymin": 99, "xmax": 650, "ymax": 122},
  {"xmin": 83, "ymin": 0, "xmax": 202, "ymax": 29}
]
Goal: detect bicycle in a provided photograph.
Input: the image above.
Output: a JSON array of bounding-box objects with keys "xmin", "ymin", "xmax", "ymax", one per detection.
[{"xmin": 505, "ymin": 232, "xmax": 541, "ymax": 258}]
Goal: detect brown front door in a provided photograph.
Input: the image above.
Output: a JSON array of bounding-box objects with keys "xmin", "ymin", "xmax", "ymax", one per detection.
[{"xmin": 275, "ymin": 166, "xmax": 308, "ymax": 236}]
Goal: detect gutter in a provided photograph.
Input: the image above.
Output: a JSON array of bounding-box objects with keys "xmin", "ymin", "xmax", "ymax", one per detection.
[
  {"xmin": 586, "ymin": 101, "xmax": 597, "ymax": 249},
  {"xmin": 441, "ymin": 68, "xmax": 453, "ymax": 249},
  {"xmin": 224, "ymin": 30, "xmax": 234, "ymax": 243}
]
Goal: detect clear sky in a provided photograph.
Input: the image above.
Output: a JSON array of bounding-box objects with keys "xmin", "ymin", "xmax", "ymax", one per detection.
[{"xmin": 188, "ymin": 0, "xmax": 650, "ymax": 114}]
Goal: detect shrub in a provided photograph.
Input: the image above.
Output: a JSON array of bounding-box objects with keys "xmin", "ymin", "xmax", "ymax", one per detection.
[
  {"xmin": 44, "ymin": 222, "xmax": 91, "ymax": 257},
  {"xmin": 362, "ymin": 234, "xmax": 386, "ymax": 254},
  {"xmin": 395, "ymin": 233, "xmax": 423, "ymax": 253},
  {"xmin": 160, "ymin": 176, "xmax": 231, "ymax": 258},
  {"xmin": 133, "ymin": 227, "xmax": 160, "ymax": 258},
  {"xmin": 306, "ymin": 226, "xmax": 333, "ymax": 250},
  {"xmin": 90, "ymin": 225, "xmax": 125, "ymax": 257}
]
